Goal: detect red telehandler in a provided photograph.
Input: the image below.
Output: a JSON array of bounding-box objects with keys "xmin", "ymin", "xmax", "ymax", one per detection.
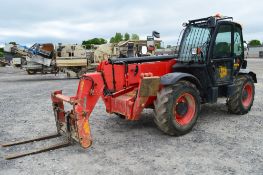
[{"xmin": 1, "ymin": 15, "xmax": 257, "ymax": 159}]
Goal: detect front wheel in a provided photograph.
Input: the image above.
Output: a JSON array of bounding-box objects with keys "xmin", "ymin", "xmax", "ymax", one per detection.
[
  {"xmin": 154, "ymin": 81, "xmax": 201, "ymax": 136},
  {"xmin": 227, "ymin": 75, "xmax": 255, "ymax": 114}
]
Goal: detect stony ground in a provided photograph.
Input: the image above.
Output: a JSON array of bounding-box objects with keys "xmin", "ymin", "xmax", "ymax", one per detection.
[{"xmin": 0, "ymin": 59, "xmax": 262, "ymax": 175}]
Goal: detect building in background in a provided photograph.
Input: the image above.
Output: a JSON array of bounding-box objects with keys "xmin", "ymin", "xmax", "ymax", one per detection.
[{"xmin": 247, "ymin": 45, "xmax": 263, "ymax": 58}]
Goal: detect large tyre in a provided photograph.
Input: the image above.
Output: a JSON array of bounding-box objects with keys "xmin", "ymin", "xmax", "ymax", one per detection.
[
  {"xmin": 154, "ymin": 81, "xmax": 201, "ymax": 136},
  {"xmin": 227, "ymin": 75, "xmax": 255, "ymax": 114}
]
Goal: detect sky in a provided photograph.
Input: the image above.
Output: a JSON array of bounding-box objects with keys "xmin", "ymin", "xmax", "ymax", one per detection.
[{"xmin": 0, "ymin": 0, "xmax": 262, "ymax": 47}]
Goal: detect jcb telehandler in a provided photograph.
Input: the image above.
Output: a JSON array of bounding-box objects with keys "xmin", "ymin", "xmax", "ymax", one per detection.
[{"xmin": 2, "ymin": 15, "xmax": 257, "ymax": 159}]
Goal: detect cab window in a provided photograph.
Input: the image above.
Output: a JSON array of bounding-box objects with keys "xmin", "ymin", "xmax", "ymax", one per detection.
[
  {"xmin": 213, "ymin": 25, "xmax": 232, "ymax": 58},
  {"xmin": 233, "ymin": 26, "xmax": 243, "ymax": 57}
]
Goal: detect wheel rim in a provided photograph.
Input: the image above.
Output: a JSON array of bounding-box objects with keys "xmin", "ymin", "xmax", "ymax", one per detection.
[
  {"xmin": 174, "ymin": 93, "xmax": 196, "ymax": 126},
  {"xmin": 242, "ymin": 83, "xmax": 253, "ymax": 108}
]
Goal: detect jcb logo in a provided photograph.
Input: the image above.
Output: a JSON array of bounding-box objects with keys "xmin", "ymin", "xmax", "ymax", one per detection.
[{"xmin": 219, "ymin": 66, "xmax": 227, "ymax": 78}]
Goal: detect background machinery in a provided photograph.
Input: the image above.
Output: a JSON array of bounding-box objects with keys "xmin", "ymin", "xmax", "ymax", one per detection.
[
  {"xmin": 3, "ymin": 43, "xmax": 93, "ymax": 76},
  {"xmin": 1, "ymin": 15, "xmax": 257, "ymax": 159},
  {"xmin": 23, "ymin": 43, "xmax": 92, "ymax": 77}
]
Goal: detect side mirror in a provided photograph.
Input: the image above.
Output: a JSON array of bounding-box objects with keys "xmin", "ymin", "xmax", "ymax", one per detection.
[
  {"xmin": 141, "ymin": 46, "xmax": 147, "ymax": 55},
  {"xmin": 192, "ymin": 48, "xmax": 197, "ymax": 55},
  {"xmin": 243, "ymin": 42, "xmax": 248, "ymax": 51},
  {"xmin": 152, "ymin": 31, "xmax": 160, "ymax": 38},
  {"xmin": 191, "ymin": 47, "xmax": 202, "ymax": 55}
]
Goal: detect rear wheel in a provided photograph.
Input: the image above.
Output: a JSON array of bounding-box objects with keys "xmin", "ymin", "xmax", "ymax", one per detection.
[
  {"xmin": 227, "ymin": 75, "xmax": 255, "ymax": 114},
  {"xmin": 154, "ymin": 81, "xmax": 201, "ymax": 136}
]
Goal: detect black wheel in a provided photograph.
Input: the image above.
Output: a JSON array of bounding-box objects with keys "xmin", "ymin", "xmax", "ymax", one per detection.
[
  {"xmin": 154, "ymin": 81, "xmax": 201, "ymax": 136},
  {"xmin": 27, "ymin": 70, "xmax": 36, "ymax": 75},
  {"xmin": 227, "ymin": 75, "xmax": 255, "ymax": 114}
]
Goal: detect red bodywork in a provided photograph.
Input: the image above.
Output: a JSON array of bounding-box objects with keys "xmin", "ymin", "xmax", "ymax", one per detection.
[{"xmin": 51, "ymin": 58, "xmax": 176, "ymax": 148}]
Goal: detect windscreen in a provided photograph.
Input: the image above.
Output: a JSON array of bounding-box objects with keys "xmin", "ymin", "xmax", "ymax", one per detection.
[{"xmin": 178, "ymin": 26, "xmax": 211, "ymax": 62}]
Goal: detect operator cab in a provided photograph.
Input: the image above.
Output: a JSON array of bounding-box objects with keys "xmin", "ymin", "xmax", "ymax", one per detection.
[{"xmin": 174, "ymin": 14, "xmax": 246, "ymax": 103}]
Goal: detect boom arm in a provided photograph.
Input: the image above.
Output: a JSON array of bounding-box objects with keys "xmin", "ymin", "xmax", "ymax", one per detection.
[{"xmin": 51, "ymin": 58, "xmax": 176, "ymax": 148}]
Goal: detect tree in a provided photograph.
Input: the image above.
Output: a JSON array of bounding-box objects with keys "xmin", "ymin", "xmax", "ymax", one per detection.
[
  {"xmin": 110, "ymin": 33, "xmax": 123, "ymax": 43},
  {"xmin": 124, "ymin": 33, "xmax": 130, "ymax": 41},
  {"xmin": 156, "ymin": 43, "xmax": 163, "ymax": 49},
  {"xmin": 110, "ymin": 32, "xmax": 140, "ymax": 43},
  {"xmin": 248, "ymin": 40, "xmax": 261, "ymax": 46},
  {"xmin": 114, "ymin": 33, "xmax": 123, "ymax": 43},
  {"xmin": 110, "ymin": 37, "xmax": 115, "ymax": 43},
  {"xmin": 0, "ymin": 48, "xmax": 3, "ymax": 58},
  {"xmin": 82, "ymin": 38, "xmax": 107, "ymax": 49},
  {"xmin": 9, "ymin": 42, "xmax": 17, "ymax": 45},
  {"xmin": 131, "ymin": 34, "xmax": 139, "ymax": 40}
]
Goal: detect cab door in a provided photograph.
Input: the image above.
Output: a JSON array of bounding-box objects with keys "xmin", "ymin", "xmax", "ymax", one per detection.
[{"xmin": 209, "ymin": 23, "xmax": 234, "ymax": 86}]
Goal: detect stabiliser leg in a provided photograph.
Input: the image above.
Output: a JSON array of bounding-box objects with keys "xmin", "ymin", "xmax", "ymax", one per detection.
[{"xmin": 1, "ymin": 133, "xmax": 71, "ymax": 160}]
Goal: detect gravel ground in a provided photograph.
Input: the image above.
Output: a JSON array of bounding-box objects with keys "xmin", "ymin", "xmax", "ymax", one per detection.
[{"xmin": 0, "ymin": 59, "xmax": 262, "ymax": 175}]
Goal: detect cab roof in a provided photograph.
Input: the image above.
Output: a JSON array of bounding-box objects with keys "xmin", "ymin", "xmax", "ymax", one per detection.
[{"xmin": 186, "ymin": 16, "xmax": 241, "ymax": 28}]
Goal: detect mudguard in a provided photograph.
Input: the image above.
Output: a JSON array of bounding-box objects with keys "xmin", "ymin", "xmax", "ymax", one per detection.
[
  {"xmin": 160, "ymin": 72, "xmax": 201, "ymax": 89},
  {"xmin": 239, "ymin": 69, "xmax": 257, "ymax": 83}
]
